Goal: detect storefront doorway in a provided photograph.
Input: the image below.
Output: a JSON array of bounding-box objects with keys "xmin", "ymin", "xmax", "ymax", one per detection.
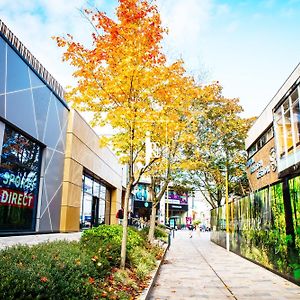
[{"xmin": 80, "ymin": 173, "xmax": 111, "ymax": 229}]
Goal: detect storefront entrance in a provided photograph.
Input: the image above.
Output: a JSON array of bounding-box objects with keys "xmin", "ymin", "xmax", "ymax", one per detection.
[{"xmin": 80, "ymin": 173, "xmax": 111, "ymax": 229}]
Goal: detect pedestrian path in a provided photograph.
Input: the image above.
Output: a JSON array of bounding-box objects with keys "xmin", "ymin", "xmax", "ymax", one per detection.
[
  {"xmin": 149, "ymin": 230, "xmax": 300, "ymax": 300},
  {"xmin": 0, "ymin": 232, "xmax": 82, "ymax": 250}
]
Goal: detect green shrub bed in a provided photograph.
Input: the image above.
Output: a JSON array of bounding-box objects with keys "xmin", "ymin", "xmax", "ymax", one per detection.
[{"xmin": 0, "ymin": 225, "xmax": 164, "ymax": 299}]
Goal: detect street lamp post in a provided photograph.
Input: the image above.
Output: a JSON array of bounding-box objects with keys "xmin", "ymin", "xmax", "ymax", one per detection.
[{"xmin": 225, "ymin": 167, "xmax": 230, "ymax": 251}]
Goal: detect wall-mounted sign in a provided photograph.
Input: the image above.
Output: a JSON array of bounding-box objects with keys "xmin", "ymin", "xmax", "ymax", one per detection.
[
  {"xmin": 0, "ymin": 187, "xmax": 34, "ymax": 208},
  {"xmin": 246, "ymin": 147, "xmax": 277, "ymax": 180}
]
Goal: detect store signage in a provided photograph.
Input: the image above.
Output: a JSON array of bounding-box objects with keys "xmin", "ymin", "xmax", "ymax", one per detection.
[
  {"xmin": 0, "ymin": 187, "xmax": 34, "ymax": 208},
  {"xmin": 2, "ymin": 172, "xmax": 35, "ymax": 192},
  {"xmin": 172, "ymin": 205, "xmax": 182, "ymax": 209},
  {"xmin": 246, "ymin": 147, "xmax": 277, "ymax": 180},
  {"xmin": 0, "ymin": 170, "xmax": 36, "ymax": 209}
]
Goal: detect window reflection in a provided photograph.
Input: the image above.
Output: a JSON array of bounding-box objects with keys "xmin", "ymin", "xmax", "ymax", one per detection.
[
  {"xmin": 292, "ymin": 100, "xmax": 300, "ymax": 148},
  {"xmin": 274, "ymin": 87, "xmax": 300, "ymax": 158},
  {"xmin": 0, "ymin": 125, "xmax": 41, "ymax": 231},
  {"xmin": 80, "ymin": 174, "xmax": 110, "ymax": 229}
]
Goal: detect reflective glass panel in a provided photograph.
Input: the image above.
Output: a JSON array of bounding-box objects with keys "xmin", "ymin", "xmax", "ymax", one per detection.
[
  {"xmin": 0, "ymin": 37, "xmax": 6, "ymax": 95},
  {"xmin": 6, "ymin": 45, "xmax": 30, "ymax": 92},
  {"xmin": 292, "ymin": 100, "xmax": 300, "ymax": 148},
  {"xmin": 0, "ymin": 125, "xmax": 41, "ymax": 231},
  {"xmin": 284, "ymin": 109, "xmax": 293, "ymax": 153},
  {"xmin": 275, "ymin": 117, "xmax": 285, "ymax": 157}
]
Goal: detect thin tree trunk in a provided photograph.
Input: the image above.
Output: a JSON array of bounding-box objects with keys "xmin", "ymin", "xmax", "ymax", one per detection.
[
  {"xmin": 120, "ymin": 180, "xmax": 133, "ymax": 269},
  {"xmin": 148, "ymin": 202, "xmax": 157, "ymax": 244}
]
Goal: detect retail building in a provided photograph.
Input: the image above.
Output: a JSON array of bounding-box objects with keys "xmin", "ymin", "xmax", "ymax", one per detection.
[{"xmin": 0, "ymin": 20, "xmax": 123, "ymax": 235}]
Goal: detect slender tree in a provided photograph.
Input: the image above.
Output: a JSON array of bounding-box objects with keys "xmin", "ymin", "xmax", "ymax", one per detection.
[
  {"xmin": 183, "ymin": 83, "xmax": 254, "ymax": 208},
  {"xmin": 54, "ymin": 0, "xmax": 172, "ymax": 269}
]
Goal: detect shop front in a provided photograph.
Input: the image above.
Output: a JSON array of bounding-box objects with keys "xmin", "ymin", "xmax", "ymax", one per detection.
[
  {"xmin": 0, "ymin": 124, "xmax": 42, "ymax": 232},
  {"xmin": 0, "ymin": 20, "xmax": 69, "ymax": 235},
  {"xmin": 80, "ymin": 173, "xmax": 112, "ymax": 229},
  {"xmin": 166, "ymin": 190, "xmax": 189, "ymax": 228}
]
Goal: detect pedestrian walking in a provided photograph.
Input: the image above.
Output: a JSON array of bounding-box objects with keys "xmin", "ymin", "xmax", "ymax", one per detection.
[{"xmin": 116, "ymin": 207, "xmax": 124, "ymax": 224}]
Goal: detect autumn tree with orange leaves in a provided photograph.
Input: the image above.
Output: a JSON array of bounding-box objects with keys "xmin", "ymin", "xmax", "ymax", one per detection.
[{"xmin": 54, "ymin": 0, "xmax": 202, "ymax": 268}]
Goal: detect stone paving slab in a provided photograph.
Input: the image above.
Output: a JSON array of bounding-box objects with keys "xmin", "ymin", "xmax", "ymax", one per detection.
[
  {"xmin": 0, "ymin": 232, "xmax": 82, "ymax": 249},
  {"xmin": 149, "ymin": 230, "xmax": 300, "ymax": 300}
]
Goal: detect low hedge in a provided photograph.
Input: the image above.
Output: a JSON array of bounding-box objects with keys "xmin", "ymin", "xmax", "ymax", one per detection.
[
  {"xmin": 0, "ymin": 241, "xmax": 98, "ymax": 299},
  {"xmin": 0, "ymin": 225, "xmax": 162, "ymax": 299}
]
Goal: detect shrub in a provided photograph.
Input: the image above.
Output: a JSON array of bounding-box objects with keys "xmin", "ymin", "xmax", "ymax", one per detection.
[
  {"xmin": 0, "ymin": 241, "xmax": 100, "ymax": 299},
  {"xmin": 81, "ymin": 225, "xmax": 144, "ymax": 253},
  {"xmin": 140, "ymin": 225, "xmax": 168, "ymax": 242}
]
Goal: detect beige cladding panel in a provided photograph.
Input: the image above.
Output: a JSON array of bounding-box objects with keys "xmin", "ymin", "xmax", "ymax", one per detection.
[
  {"xmin": 63, "ymin": 158, "xmax": 83, "ymax": 187},
  {"xmin": 61, "ymin": 181, "xmax": 82, "ymax": 207},
  {"xmin": 110, "ymin": 188, "xmax": 122, "ymax": 225},
  {"xmin": 60, "ymin": 206, "xmax": 80, "ymax": 232},
  {"xmin": 246, "ymin": 138, "xmax": 279, "ymax": 191},
  {"xmin": 69, "ymin": 134, "xmax": 122, "ymax": 189},
  {"xmin": 71, "ymin": 110, "xmax": 122, "ymax": 174}
]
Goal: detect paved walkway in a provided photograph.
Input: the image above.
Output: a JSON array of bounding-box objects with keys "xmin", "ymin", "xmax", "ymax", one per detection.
[
  {"xmin": 0, "ymin": 232, "xmax": 82, "ymax": 250},
  {"xmin": 149, "ymin": 230, "xmax": 300, "ymax": 300}
]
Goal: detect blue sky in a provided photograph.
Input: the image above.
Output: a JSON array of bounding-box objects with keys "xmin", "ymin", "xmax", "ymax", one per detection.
[{"xmin": 0, "ymin": 0, "xmax": 299, "ymax": 118}]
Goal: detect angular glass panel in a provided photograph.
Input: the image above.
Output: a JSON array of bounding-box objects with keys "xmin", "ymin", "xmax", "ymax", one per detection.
[
  {"xmin": 29, "ymin": 69, "xmax": 45, "ymax": 88},
  {"xmin": 0, "ymin": 37, "xmax": 6, "ymax": 94},
  {"xmin": 6, "ymin": 90, "xmax": 37, "ymax": 138},
  {"xmin": 0, "ymin": 95, "xmax": 5, "ymax": 118},
  {"xmin": 32, "ymin": 87, "xmax": 51, "ymax": 140},
  {"xmin": 54, "ymin": 95, "xmax": 68, "ymax": 131},
  {"xmin": 47, "ymin": 185, "xmax": 62, "ymax": 231},
  {"xmin": 6, "ymin": 45, "xmax": 30, "ymax": 92},
  {"xmin": 43, "ymin": 94, "xmax": 62, "ymax": 148},
  {"xmin": 44, "ymin": 151, "xmax": 64, "ymax": 204}
]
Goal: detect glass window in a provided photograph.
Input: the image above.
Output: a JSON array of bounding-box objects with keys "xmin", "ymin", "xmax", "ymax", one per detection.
[
  {"xmin": 6, "ymin": 44, "xmax": 30, "ymax": 92},
  {"xmin": 0, "ymin": 37, "xmax": 6, "ymax": 95},
  {"xmin": 83, "ymin": 176, "xmax": 93, "ymax": 195},
  {"xmin": 0, "ymin": 125, "xmax": 42, "ymax": 231},
  {"xmin": 284, "ymin": 108, "xmax": 293, "ymax": 153},
  {"xmin": 291, "ymin": 88, "xmax": 299, "ymax": 103},
  {"xmin": 275, "ymin": 116, "xmax": 285, "ymax": 157},
  {"xmin": 248, "ymin": 144, "xmax": 257, "ymax": 158},
  {"xmin": 292, "ymin": 100, "xmax": 300, "ymax": 148},
  {"xmin": 80, "ymin": 174, "xmax": 110, "ymax": 228}
]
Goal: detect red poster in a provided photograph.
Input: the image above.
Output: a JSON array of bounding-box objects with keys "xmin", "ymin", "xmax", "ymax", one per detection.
[{"xmin": 0, "ymin": 188, "xmax": 34, "ymax": 209}]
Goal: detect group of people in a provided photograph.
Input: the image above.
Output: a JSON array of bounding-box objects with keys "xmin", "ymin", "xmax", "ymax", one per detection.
[{"xmin": 116, "ymin": 208, "xmax": 148, "ymax": 228}]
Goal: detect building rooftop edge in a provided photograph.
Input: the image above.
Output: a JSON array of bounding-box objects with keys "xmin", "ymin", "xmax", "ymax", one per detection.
[
  {"xmin": 0, "ymin": 19, "xmax": 67, "ymax": 107},
  {"xmin": 246, "ymin": 62, "xmax": 300, "ymax": 149}
]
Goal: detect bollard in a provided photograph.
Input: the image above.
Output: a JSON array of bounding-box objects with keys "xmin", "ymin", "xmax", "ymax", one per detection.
[
  {"xmin": 172, "ymin": 229, "xmax": 175, "ymax": 238},
  {"xmin": 168, "ymin": 232, "xmax": 171, "ymax": 249}
]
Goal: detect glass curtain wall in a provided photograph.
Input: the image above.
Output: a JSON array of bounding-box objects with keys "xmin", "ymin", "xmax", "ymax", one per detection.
[{"xmin": 80, "ymin": 173, "xmax": 111, "ymax": 229}]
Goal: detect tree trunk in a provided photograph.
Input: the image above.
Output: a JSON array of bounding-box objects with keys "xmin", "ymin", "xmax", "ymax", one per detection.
[
  {"xmin": 148, "ymin": 202, "xmax": 157, "ymax": 244},
  {"xmin": 120, "ymin": 180, "xmax": 133, "ymax": 269}
]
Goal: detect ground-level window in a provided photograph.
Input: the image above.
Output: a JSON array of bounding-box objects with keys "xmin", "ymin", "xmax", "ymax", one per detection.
[
  {"xmin": 0, "ymin": 124, "xmax": 42, "ymax": 232},
  {"xmin": 80, "ymin": 173, "xmax": 111, "ymax": 229}
]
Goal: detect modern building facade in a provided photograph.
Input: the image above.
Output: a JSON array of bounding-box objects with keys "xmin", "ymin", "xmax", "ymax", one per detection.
[
  {"xmin": 0, "ymin": 19, "xmax": 123, "ymax": 235},
  {"xmin": 61, "ymin": 110, "xmax": 123, "ymax": 232},
  {"xmin": 211, "ymin": 63, "xmax": 300, "ymax": 283}
]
